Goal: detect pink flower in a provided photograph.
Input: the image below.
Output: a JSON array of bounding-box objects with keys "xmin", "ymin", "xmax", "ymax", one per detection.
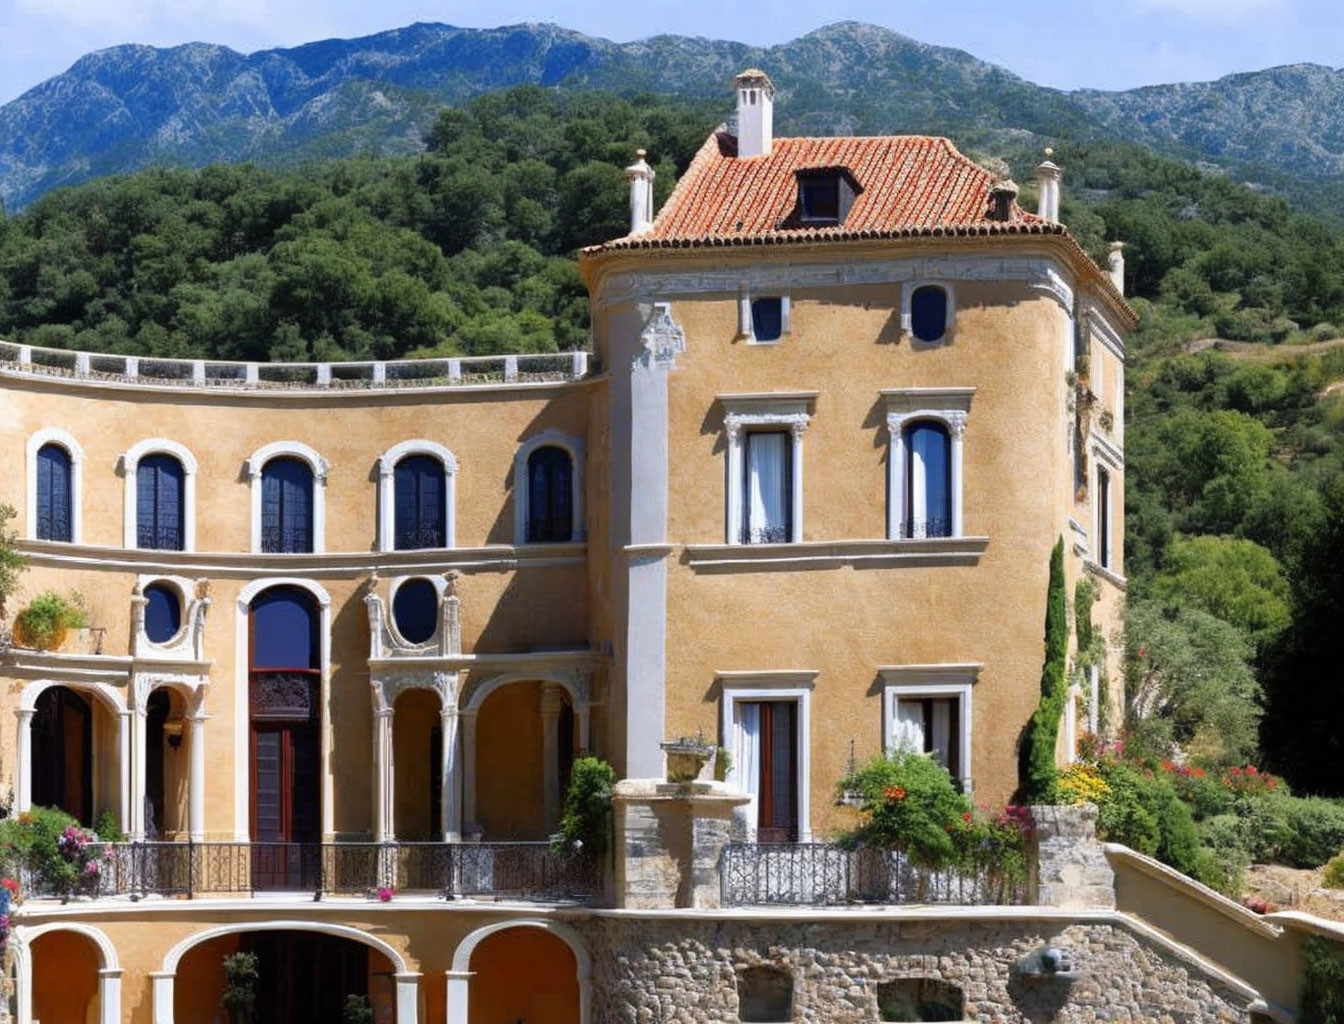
[{"xmin": 377, "ymin": 886, "xmax": 396, "ymax": 903}]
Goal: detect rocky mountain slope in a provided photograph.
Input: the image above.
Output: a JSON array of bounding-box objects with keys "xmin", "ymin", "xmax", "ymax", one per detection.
[{"xmin": 2, "ymin": 20, "xmax": 1342, "ymax": 212}]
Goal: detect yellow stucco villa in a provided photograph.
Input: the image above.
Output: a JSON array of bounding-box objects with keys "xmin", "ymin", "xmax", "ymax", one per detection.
[{"xmin": 1, "ymin": 71, "xmax": 1323, "ymax": 1024}]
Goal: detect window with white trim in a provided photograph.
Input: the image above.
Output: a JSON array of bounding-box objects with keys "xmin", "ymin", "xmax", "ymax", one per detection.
[
  {"xmin": 881, "ymin": 665, "xmax": 978, "ymax": 793},
  {"xmin": 512, "ymin": 430, "xmax": 585, "ymax": 545},
  {"xmin": 901, "ymin": 281, "xmax": 955, "ymax": 344},
  {"xmin": 737, "ymin": 290, "xmax": 791, "ymax": 344},
  {"xmin": 245, "ymin": 441, "xmax": 328, "ymax": 554},
  {"xmin": 720, "ymin": 671, "xmax": 815, "ymax": 842},
  {"xmin": 1096, "ymin": 466, "xmax": 1112, "ymax": 570},
  {"xmin": 121, "ymin": 439, "xmax": 198, "ymax": 552},
  {"xmin": 881, "ymin": 389, "xmax": 972, "ymax": 541},
  {"xmin": 721, "ymin": 394, "xmax": 813, "ymax": 545},
  {"xmin": 376, "ymin": 440, "xmax": 457, "ymax": 553},
  {"xmin": 27, "ymin": 429, "xmax": 84, "ymax": 544}
]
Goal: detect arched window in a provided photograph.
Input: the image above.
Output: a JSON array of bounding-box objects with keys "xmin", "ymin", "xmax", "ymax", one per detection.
[
  {"xmin": 261, "ymin": 458, "xmax": 314, "ymax": 554},
  {"xmin": 392, "ymin": 578, "xmax": 439, "ymax": 645},
  {"xmin": 35, "ymin": 443, "xmax": 73, "ymax": 542},
  {"xmin": 903, "ymin": 422, "xmax": 951, "ymax": 539},
  {"xmin": 32, "ymin": 686, "xmax": 93, "ymax": 824},
  {"xmin": 137, "ymin": 454, "xmax": 186, "ymax": 551},
  {"xmin": 909, "ymin": 285, "xmax": 949, "ymax": 343},
  {"xmin": 526, "ymin": 446, "xmax": 574, "ymax": 543},
  {"xmin": 144, "ymin": 583, "xmax": 183, "ymax": 645},
  {"xmin": 394, "ymin": 455, "xmax": 446, "ymax": 550}
]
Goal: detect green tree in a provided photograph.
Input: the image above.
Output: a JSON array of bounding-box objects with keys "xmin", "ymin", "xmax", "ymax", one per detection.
[
  {"xmin": 1018, "ymin": 539, "xmax": 1067, "ymax": 802},
  {"xmin": 1149, "ymin": 535, "xmax": 1291, "ymax": 646}
]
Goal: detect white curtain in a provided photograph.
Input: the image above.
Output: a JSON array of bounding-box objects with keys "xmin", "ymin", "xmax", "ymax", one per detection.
[
  {"xmin": 895, "ymin": 701, "xmax": 925, "ymax": 753},
  {"xmin": 745, "ymin": 432, "xmax": 787, "ymax": 542},
  {"xmin": 929, "ymin": 699, "xmax": 952, "ymax": 769},
  {"xmin": 908, "ymin": 425, "xmax": 949, "ymax": 538},
  {"xmin": 734, "ymin": 702, "xmax": 762, "ymax": 835}
]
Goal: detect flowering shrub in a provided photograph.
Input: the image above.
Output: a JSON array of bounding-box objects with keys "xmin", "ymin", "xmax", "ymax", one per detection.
[
  {"xmin": 1221, "ymin": 764, "xmax": 1281, "ymax": 796},
  {"xmin": 0, "ymin": 806, "xmax": 113, "ymax": 898},
  {"xmin": 1056, "ymin": 762, "xmax": 1111, "ymax": 805},
  {"xmin": 377, "ymin": 886, "xmax": 396, "ymax": 902}
]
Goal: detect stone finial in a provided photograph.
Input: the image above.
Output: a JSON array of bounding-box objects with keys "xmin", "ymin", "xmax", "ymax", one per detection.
[
  {"xmin": 1107, "ymin": 241, "xmax": 1126, "ymax": 296},
  {"xmin": 624, "ymin": 149, "xmax": 656, "ymax": 234},
  {"xmin": 1035, "ymin": 154, "xmax": 1062, "ymax": 224}
]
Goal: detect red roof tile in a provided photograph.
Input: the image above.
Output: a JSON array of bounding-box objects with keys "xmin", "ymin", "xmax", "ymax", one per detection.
[{"xmin": 587, "ymin": 129, "xmax": 1048, "ymax": 252}]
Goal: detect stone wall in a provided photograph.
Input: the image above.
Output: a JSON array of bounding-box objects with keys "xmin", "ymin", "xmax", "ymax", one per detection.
[
  {"xmin": 581, "ymin": 915, "xmax": 1250, "ymax": 1023},
  {"xmin": 1031, "ymin": 803, "xmax": 1116, "ymax": 910}
]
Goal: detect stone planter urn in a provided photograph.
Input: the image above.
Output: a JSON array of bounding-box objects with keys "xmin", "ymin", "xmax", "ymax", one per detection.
[{"xmin": 661, "ymin": 738, "xmax": 716, "ymax": 783}]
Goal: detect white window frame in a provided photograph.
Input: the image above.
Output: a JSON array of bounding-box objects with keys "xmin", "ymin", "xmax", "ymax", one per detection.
[
  {"xmin": 737, "ymin": 287, "xmax": 792, "ymax": 344},
  {"xmin": 385, "ymin": 573, "xmax": 450, "ymax": 648},
  {"xmin": 718, "ymin": 670, "xmax": 817, "ymax": 842},
  {"xmin": 376, "ymin": 440, "xmax": 458, "ymax": 552},
  {"xmin": 121, "ymin": 438, "xmax": 198, "ymax": 552},
  {"xmin": 1090, "ymin": 435, "xmax": 1123, "ymax": 573},
  {"xmin": 245, "ymin": 441, "xmax": 329, "ymax": 554},
  {"xmin": 881, "ymin": 388, "xmax": 974, "ymax": 540},
  {"xmin": 513, "ymin": 429, "xmax": 586, "ymax": 545},
  {"xmin": 880, "ymin": 664, "xmax": 979, "ymax": 794},
  {"xmin": 721, "ymin": 393, "xmax": 814, "ymax": 545},
  {"xmin": 901, "ymin": 280, "xmax": 956, "ymax": 345},
  {"xmin": 26, "ymin": 427, "xmax": 84, "ymax": 543}
]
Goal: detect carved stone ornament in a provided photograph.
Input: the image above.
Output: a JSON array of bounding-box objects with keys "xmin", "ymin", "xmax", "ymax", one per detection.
[
  {"xmin": 638, "ymin": 304, "xmax": 686, "ymax": 369},
  {"xmin": 371, "ymin": 670, "xmax": 459, "ymax": 715},
  {"xmin": 724, "ymin": 411, "xmax": 810, "ymax": 443},
  {"xmin": 250, "ymin": 671, "xmax": 317, "ymax": 721}
]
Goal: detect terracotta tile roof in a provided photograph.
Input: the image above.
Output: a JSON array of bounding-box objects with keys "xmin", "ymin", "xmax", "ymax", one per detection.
[{"xmin": 586, "ymin": 129, "xmax": 1052, "ymax": 253}]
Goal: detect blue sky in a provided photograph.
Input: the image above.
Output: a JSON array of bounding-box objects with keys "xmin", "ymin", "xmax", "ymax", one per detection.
[{"xmin": 0, "ymin": 0, "xmax": 1340, "ymax": 105}]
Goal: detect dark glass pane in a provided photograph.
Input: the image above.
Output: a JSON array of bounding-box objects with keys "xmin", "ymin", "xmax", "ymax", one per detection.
[
  {"xmin": 392, "ymin": 577, "xmax": 439, "ymax": 645},
  {"xmin": 526, "ymin": 445, "xmax": 573, "ymax": 542},
  {"xmin": 910, "ymin": 286, "xmax": 949, "ymax": 343},
  {"xmin": 252, "ymin": 729, "xmax": 284, "ymax": 841},
  {"xmin": 768, "ymin": 701, "xmax": 797, "ymax": 833},
  {"xmin": 1098, "ymin": 468, "xmax": 1111, "ymax": 568},
  {"xmin": 36, "ymin": 443, "xmax": 72, "ymax": 542},
  {"xmin": 751, "ymin": 298, "xmax": 783, "ymax": 342},
  {"xmin": 903, "ymin": 422, "xmax": 951, "ymax": 538},
  {"xmin": 261, "ymin": 457, "xmax": 313, "ymax": 554},
  {"xmin": 801, "ymin": 180, "xmax": 839, "ymax": 221},
  {"xmin": 138, "ymin": 453, "xmax": 184, "ymax": 550},
  {"xmin": 394, "ymin": 454, "xmax": 446, "ymax": 550},
  {"xmin": 251, "ymin": 587, "xmax": 318, "ymax": 670},
  {"xmin": 143, "ymin": 583, "xmax": 182, "ymax": 644}
]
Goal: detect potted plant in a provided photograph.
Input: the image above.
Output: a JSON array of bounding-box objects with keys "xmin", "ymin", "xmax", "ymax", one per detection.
[
  {"xmin": 342, "ymin": 995, "xmax": 374, "ymax": 1024},
  {"xmin": 661, "ymin": 734, "xmax": 716, "ymax": 783},
  {"xmin": 11, "ymin": 591, "xmax": 87, "ymax": 651},
  {"xmin": 221, "ymin": 951, "xmax": 258, "ymax": 1024}
]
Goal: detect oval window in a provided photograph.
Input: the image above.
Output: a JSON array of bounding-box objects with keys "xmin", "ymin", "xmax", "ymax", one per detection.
[
  {"xmin": 392, "ymin": 578, "xmax": 438, "ymax": 645},
  {"xmin": 910, "ymin": 285, "xmax": 949, "ymax": 343},
  {"xmin": 144, "ymin": 583, "xmax": 182, "ymax": 644}
]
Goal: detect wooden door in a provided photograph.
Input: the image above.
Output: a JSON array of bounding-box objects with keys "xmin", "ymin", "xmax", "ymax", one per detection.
[{"xmin": 757, "ymin": 701, "xmax": 798, "ymax": 843}]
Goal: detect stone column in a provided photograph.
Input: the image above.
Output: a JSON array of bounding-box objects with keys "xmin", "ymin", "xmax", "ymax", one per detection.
[
  {"xmin": 444, "ymin": 970, "xmax": 472, "ymax": 1024},
  {"xmin": 98, "ymin": 968, "xmax": 122, "ymax": 1024},
  {"xmin": 1031, "ymin": 802, "xmax": 1115, "ymax": 909},
  {"xmin": 121, "ymin": 707, "xmax": 136, "ymax": 840},
  {"xmin": 15, "ymin": 709, "xmax": 32, "ymax": 812},
  {"xmin": 187, "ymin": 710, "xmax": 206, "ymax": 841},
  {"xmin": 949, "ymin": 411, "xmax": 966, "ymax": 537},
  {"xmin": 788, "ymin": 419, "xmax": 806, "ymax": 542},
  {"xmin": 440, "ymin": 706, "xmax": 461, "ymax": 841},
  {"xmin": 540, "ymin": 684, "xmax": 564, "ymax": 832},
  {"xmin": 150, "ymin": 972, "xmax": 174, "ymax": 1024},
  {"xmin": 394, "ymin": 972, "xmax": 420, "ymax": 1024},
  {"xmin": 373, "ymin": 706, "xmax": 394, "ymax": 843},
  {"xmin": 460, "ymin": 711, "xmax": 478, "ymax": 834},
  {"xmin": 886, "ymin": 413, "xmax": 906, "ymax": 539}
]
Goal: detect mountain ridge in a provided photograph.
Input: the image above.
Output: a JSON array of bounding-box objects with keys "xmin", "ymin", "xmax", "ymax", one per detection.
[{"xmin": 5, "ymin": 20, "xmax": 1344, "ymax": 212}]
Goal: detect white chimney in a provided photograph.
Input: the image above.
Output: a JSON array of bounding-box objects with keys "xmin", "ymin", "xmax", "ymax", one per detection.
[
  {"xmin": 624, "ymin": 149, "xmax": 656, "ymax": 234},
  {"xmin": 734, "ymin": 69, "xmax": 775, "ymax": 158},
  {"xmin": 1035, "ymin": 151, "xmax": 1061, "ymax": 224},
  {"xmin": 1108, "ymin": 241, "xmax": 1126, "ymax": 295}
]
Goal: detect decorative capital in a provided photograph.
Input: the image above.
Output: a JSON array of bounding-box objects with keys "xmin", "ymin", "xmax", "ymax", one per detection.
[
  {"xmin": 946, "ymin": 411, "xmax": 968, "ymax": 437},
  {"xmin": 638, "ymin": 303, "xmax": 686, "ymax": 370},
  {"xmin": 789, "ymin": 418, "xmax": 808, "ymax": 440}
]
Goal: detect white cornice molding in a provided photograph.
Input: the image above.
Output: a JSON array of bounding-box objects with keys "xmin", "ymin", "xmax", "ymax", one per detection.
[
  {"xmin": 1090, "ymin": 432, "xmax": 1125, "ymax": 469},
  {"xmin": 877, "ymin": 663, "xmax": 983, "ymax": 685},
  {"xmin": 1086, "ymin": 304, "xmax": 1128, "ymax": 362},
  {"xmin": 684, "ymin": 536, "xmax": 987, "ymax": 572},
  {"xmin": 715, "ymin": 669, "xmax": 819, "ymax": 688}
]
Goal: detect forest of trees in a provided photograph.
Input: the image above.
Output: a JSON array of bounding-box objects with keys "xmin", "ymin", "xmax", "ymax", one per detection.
[{"xmin": 4, "ymin": 85, "xmax": 1344, "ymax": 796}]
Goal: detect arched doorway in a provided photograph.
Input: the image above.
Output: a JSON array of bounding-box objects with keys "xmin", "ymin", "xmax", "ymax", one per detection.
[
  {"xmin": 32, "ymin": 928, "xmax": 101, "ymax": 1023},
  {"xmin": 174, "ymin": 929, "xmax": 397, "ymax": 1023},
  {"xmin": 450, "ymin": 922, "xmax": 587, "ymax": 1024},
  {"xmin": 249, "ymin": 586, "xmax": 321, "ymax": 889},
  {"xmin": 145, "ymin": 687, "xmax": 190, "ymax": 837},
  {"xmin": 31, "ymin": 685, "xmax": 93, "ymax": 824},
  {"xmin": 393, "ymin": 689, "xmax": 441, "ymax": 841}
]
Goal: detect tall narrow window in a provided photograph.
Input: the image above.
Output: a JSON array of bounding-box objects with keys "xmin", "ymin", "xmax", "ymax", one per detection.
[
  {"xmin": 1097, "ymin": 467, "xmax": 1112, "ymax": 569},
  {"xmin": 895, "ymin": 696, "xmax": 961, "ymax": 777},
  {"xmin": 526, "ymin": 446, "xmax": 574, "ymax": 543},
  {"xmin": 137, "ymin": 453, "xmax": 185, "ymax": 550},
  {"xmin": 909, "ymin": 286, "xmax": 949, "ymax": 343},
  {"xmin": 394, "ymin": 455, "xmax": 446, "ymax": 550},
  {"xmin": 35, "ymin": 443, "xmax": 72, "ymax": 542},
  {"xmin": 261, "ymin": 458, "xmax": 314, "ymax": 554},
  {"xmin": 903, "ymin": 422, "xmax": 951, "ymax": 539},
  {"xmin": 743, "ymin": 431, "xmax": 790, "ymax": 544},
  {"xmin": 735, "ymin": 700, "xmax": 798, "ymax": 842}
]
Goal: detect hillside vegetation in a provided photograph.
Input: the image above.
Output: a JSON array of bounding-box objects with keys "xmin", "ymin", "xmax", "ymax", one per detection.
[{"xmin": 2, "ymin": 85, "xmax": 1344, "ymax": 798}]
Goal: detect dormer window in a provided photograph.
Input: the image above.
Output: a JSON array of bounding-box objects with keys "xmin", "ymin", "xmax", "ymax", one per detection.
[{"xmin": 794, "ymin": 168, "xmax": 861, "ymax": 226}]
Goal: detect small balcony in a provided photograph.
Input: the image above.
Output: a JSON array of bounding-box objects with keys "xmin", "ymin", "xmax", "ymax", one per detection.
[{"xmin": 22, "ymin": 840, "xmax": 601, "ymax": 904}]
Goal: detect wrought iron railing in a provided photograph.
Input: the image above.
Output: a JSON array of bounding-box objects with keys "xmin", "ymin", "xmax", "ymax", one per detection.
[
  {"xmin": 720, "ymin": 842, "xmax": 1027, "ymax": 907},
  {"xmin": 739, "ymin": 523, "xmax": 790, "ymax": 544},
  {"xmin": 898, "ymin": 516, "xmax": 952, "ymax": 540},
  {"xmin": 21, "ymin": 841, "xmax": 600, "ymax": 903},
  {"xmin": 0, "ymin": 340, "xmax": 589, "ymax": 391}
]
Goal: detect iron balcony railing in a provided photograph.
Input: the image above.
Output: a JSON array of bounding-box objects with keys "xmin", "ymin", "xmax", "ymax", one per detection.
[
  {"xmin": 720, "ymin": 842, "xmax": 1027, "ymax": 907},
  {"xmin": 22, "ymin": 841, "xmax": 600, "ymax": 903}
]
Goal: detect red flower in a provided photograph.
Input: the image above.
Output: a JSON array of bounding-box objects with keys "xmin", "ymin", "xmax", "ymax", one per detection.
[
  {"xmin": 1247, "ymin": 766, "xmax": 1258, "ymax": 776},
  {"xmin": 962, "ymin": 812, "xmax": 973, "ymax": 823},
  {"xmin": 883, "ymin": 786, "xmax": 907, "ymax": 802}
]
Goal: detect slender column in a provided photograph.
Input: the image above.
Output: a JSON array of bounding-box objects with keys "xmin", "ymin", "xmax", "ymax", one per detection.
[
  {"xmin": 188, "ymin": 710, "xmax": 206, "ymax": 841},
  {"xmin": 445, "ymin": 970, "xmax": 473, "ymax": 1024},
  {"xmin": 789, "ymin": 420, "xmax": 806, "ymax": 542},
  {"xmin": 373, "ymin": 706, "xmax": 394, "ymax": 843},
  {"xmin": 540, "ymin": 684, "xmax": 564, "ymax": 832},
  {"xmin": 949, "ymin": 411, "xmax": 966, "ymax": 538},
  {"xmin": 150, "ymin": 972, "xmax": 174, "ymax": 1024},
  {"xmin": 129, "ymin": 697, "xmax": 148, "ymax": 841},
  {"xmin": 886, "ymin": 413, "xmax": 906, "ymax": 540},
  {"xmin": 15, "ymin": 709, "xmax": 33, "ymax": 812},
  {"xmin": 440, "ymin": 707, "xmax": 461, "ymax": 841},
  {"xmin": 460, "ymin": 711, "xmax": 478, "ymax": 833},
  {"xmin": 725, "ymin": 422, "xmax": 743, "ymax": 543},
  {"xmin": 98, "ymin": 968, "xmax": 122, "ymax": 1024},
  {"xmin": 118, "ymin": 709, "xmax": 132, "ymax": 838},
  {"xmin": 394, "ymin": 972, "xmax": 421, "ymax": 1024},
  {"xmin": 577, "ymin": 703, "xmax": 591, "ymax": 753}
]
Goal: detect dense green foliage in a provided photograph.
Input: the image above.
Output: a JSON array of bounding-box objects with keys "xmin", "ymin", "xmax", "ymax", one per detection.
[
  {"xmin": 221, "ymin": 951, "xmax": 259, "ymax": 1024},
  {"xmin": 12, "ymin": 590, "xmax": 88, "ymax": 651},
  {"xmin": 554, "ymin": 756, "xmax": 616, "ymax": 857},
  {"xmin": 0, "ymin": 504, "xmax": 24, "ymax": 620},
  {"xmin": 1018, "ymin": 539, "xmax": 1067, "ymax": 802},
  {"xmin": 0, "ymin": 806, "xmax": 110, "ymax": 897},
  {"xmin": 1302, "ymin": 937, "xmax": 1344, "ymax": 1024},
  {"xmin": 0, "ymin": 88, "xmax": 716, "ymax": 363}
]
